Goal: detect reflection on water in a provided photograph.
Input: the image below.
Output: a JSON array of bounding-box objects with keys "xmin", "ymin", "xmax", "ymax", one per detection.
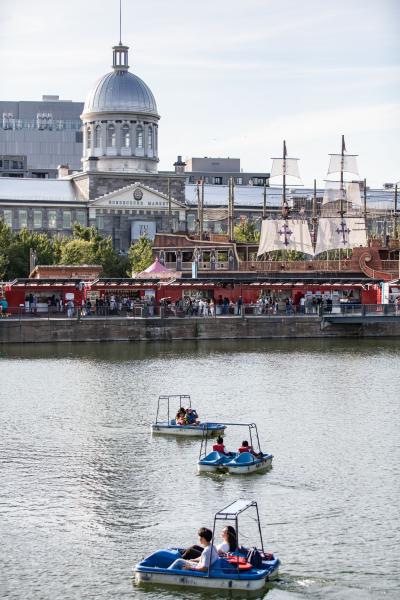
[{"xmin": 0, "ymin": 338, "xmax": 399, "ymax": 600}]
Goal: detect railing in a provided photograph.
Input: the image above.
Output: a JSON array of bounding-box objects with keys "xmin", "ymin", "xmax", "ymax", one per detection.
[
  {"xmin": 2, "ymin": 303, "xmax": 399, "ymax": 321},
  {"xmin": 239, "ymin": 260, "xmax": 354, "ymax": 272},
  {"xmin": 323, "ymin": 303, "xmax": 400, "ymax": 317}
]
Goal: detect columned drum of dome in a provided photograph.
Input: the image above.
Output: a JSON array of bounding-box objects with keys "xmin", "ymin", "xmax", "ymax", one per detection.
[{"xmin": 81, "ymin": 43, "xmax": 160, "ymax": 174}]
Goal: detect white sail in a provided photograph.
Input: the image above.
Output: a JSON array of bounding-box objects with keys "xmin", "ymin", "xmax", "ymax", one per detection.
[
  {"xmin": 314, "ymin": 217, "xmax": 367, "ymax": 255},
  {"xmin": 322, "ymin": 181, "xmax": 362, "ymax": 209},
  {"xmin": 270, "ymin": 158, "xmax": 301, "ymax": 180},
  {"xmin": 327, "ymin": 154, "xmax": 359, "ymax": 177},
  {"xmin": 257, "ymin": 219, "xmax": 314, "ymax": 256}
]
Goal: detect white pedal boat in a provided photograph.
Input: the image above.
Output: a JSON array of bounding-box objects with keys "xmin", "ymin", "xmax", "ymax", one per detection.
[
  {"xmin": 134, "ymin": 499, "xmax": 280, "ymax": 591},
  {"xmin": 197, "ymin": 422, "xmax": 273, "ymax": 474},
  {"xmin": 151, "ymin": 394, "xmax": 226, "ymax": 437}
]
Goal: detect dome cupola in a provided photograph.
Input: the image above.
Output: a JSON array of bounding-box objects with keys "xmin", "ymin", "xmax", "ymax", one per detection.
[{"xmin": 81, "ymin": 42, "xmax": 160, "ymax": 174}]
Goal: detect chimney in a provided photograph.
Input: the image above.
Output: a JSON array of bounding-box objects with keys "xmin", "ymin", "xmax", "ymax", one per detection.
[
  {"xmin": 86, "ymin": 156, "xmax": 99, "ymax": 173},
  {"xmin": 57, "ymin": 164, "xmax": 69, "ymax": 178},
  {"xmin": 173, "ymin": 155, "xmax": 186, "ymax": 174}
]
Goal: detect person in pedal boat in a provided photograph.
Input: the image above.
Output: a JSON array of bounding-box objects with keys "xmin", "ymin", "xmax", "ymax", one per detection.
[
  {"xmin": 216, "ymin": 526, "xmax": 237, "ymax": 556},
  {"xmin": 238, "ymin": 440, "xmax": 263, "ymax": 458},
  {"xmin": 169, "ymin": 528, "xmax": 219, "ymax": 571},
  {"xmin": 212, "ymin": 436, "xmax": 229, "ymax": 454}
]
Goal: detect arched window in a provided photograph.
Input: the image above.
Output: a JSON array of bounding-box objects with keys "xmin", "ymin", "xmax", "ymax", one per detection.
[
  {"xmin": 122, "ymin": 123, "xmax": 130, "ymax": 147},
  {"xmin": 136, "ymin": 125, "xmax": 143, "ymax": 148},
  {"xmin": 94, "ymin": 125, "xmax": 101, "ymax": 147},
  {"xmin": 154, "ymin": 126, "xmax": 158, "ymax": 151},
  {"xmin": 107, "ymin": 123, "xmax": 116, "ymax": 147},
  {"xmin": 148, "ymin": 126, "xmax": 153, "ymax": 150},
  {"xmin": 87, "ymin": 127, "xmax": 91, "ymax": 149}
]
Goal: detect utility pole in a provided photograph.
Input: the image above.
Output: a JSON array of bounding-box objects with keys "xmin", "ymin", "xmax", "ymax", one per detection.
[
  {"xmin": 394, "ymin": 184, "xmax": 398, "ymax": 239},
  {"xmin": 263, "ymin": 180, "xmax": 267, "ymax": 219},
  {"xmin": 363, "ymin": 178, "xmax": 367, "ymax": 221},
  {"xmin": 228, "ymin": 177, "xmax": 235, "ymax": 241},
  {"xmin": 231, "ymin": 177, "xmax": 235, "ymax": 241},
  {"xmin": 196, "ymin": 181, "xmax": 201, "ymax": 239},
  {"xmin": 200, "ymin": 178, "xmax": 204, "ymax": 240},
  {"xmin": 167, "ymin": 177, "xmax": 172, "ymax": 233}
]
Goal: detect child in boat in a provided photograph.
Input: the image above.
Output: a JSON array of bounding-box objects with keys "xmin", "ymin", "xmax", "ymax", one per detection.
[
  {"xmin": 238, "ymin": 440, "xmax": 263, "ymax": 458},
  {"xmin": 169, "ymin": 528, "xmax": 219, "ymax": 571},
  {"xmin": 212, "ymin": 436, "xmax": 229, "ymax": 455},
  {"xmin": 176, "ymin": 407, "xmax": 186, "ymax": 425}
]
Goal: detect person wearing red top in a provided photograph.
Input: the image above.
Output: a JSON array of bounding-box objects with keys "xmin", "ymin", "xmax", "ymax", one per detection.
[
  {"xmin": 212, "ymin": 436, "xmax": 228, "ymax": 455},
  {"xmin": 238, "ymin": 440, "xmax": 263, "ymax": 458}
]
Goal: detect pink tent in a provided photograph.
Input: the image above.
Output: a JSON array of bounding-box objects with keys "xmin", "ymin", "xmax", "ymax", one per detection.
[
  {"xmin": 143, "ymin": 258, "xmax": 171, "ymax": 274},
  {"xmin": 135, "ymin": 258, "xmax": 181, "ymax": 279}
]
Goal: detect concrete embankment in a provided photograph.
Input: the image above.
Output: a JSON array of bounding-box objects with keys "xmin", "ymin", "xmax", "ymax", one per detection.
[{"xmin": 1, "ymin": 316, "xmax": 400, "ymax": 343}]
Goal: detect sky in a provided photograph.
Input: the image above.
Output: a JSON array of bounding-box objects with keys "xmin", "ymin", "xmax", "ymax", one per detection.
[{"xmin": 0, "ymin": 0, "xmax": 399, "ymax": 187}]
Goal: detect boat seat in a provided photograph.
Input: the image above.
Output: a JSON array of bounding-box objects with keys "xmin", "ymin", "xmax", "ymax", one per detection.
[
  {"xmin": 141, "ymin": 548, "xmax": 181, "ymax": 569},
  {"xmin": 229, "ymin": 452, "xmax": 255, "ymax": 465},
  {"xmin": 170, "ymin": 419, "xmax": 176, "ymax": 425}
]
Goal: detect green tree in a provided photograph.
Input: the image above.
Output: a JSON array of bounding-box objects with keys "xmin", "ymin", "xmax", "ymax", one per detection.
[
  {"xmin": 128, "ymin": 235, "xmax": 153, "ymax": 274},
  {"xmin": 0, "ymin": 219, "xmax": 13, "ymax": 280},
  {"xmin": 233, "ymin": 219, "xmax": 260, "ymax": 243},
  {"xmin": 5, "ymin": 228, "xmax": 55, "ymax": 279},
  {"xmin": 59, "ymin": 239, "xmax": 96, "ymax": 264}
]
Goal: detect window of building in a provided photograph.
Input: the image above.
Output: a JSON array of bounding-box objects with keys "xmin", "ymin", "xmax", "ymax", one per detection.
[
  {"xmin": 212, "ymin": 176, "xmax": 223, "ymax": 185},
  {"xmin": 235, "ymin": 177, "xmax": 243, "ymax": 185},
  {"xmin": 3, "ymin": 209, "xmax": 12, "ymax": 227},
  {"xmin": 76, "ymin": 210, "xmax": 86, "ymax": 226},
  {"xmin": 62, "ymin": 211, "xmax": 71, "ymax": 229},
  {"xmin": 4, "ymin": 160, "xmax": 9, "ymax": 169},
  {"xmin": 48, "ymin": 210, "xmax": 57, "ymax": 229},
  {"xmin": 107, "ymin": 124, "xmax": 116, "ymax": 147},
  {"xmin": 187, "ymin": 213, "xmax": 196, "ymax": 232},
  {"xmin": 94, "ymin": 125, "xmax": 101, "ymax": 147},
  {"xmin": 96, "ymin": 215, "xmax": 104, "ymax": 230},
  {"xmin": 148, "ymin": 126, "xmax": 153, "ymax": 149},
  {"xmin": 18, "ymin": 209, "xmax": 27, "ymax": 228},
  {"xmin": 252, "ymin": 177, "xmax": 266, "ymax": 186},
  {"xmin": 136, "ymin": 126, "xmax": 143, "ymax": 148},
  {"xmin": 33, "ymin": 210, "xmax": 42, "ymax": 229},
  {"xmin": 87, "ymin": 127, "xmax": 91, "ymax": 149},
  {"xmin": 122, "ymin": 124, "xmax": 130, "ymax": 147}
]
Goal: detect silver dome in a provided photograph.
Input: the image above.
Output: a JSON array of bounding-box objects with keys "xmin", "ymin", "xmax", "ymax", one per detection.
[{"xmin": 83, "ymin": 70, "xmax": 158, "ymax": 116}]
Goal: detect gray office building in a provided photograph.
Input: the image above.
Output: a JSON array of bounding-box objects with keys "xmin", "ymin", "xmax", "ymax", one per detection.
[{"xmin": 0, "ymin": 96, "xmax": 83, "ymax": 179}]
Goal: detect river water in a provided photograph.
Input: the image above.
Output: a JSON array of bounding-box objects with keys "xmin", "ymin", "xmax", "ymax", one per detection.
[{"xmin": 0, "ymin": 339, "xmax": 399, "ymax": 600}]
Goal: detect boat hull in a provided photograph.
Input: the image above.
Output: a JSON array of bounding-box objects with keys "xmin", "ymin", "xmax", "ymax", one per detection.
[
  {"xmin": 227, "ymin": 456, "xmax": 273, "ymax": 475},
  {"xmin": 151, "ymin": 423, "xmax": 226, "ymax": 437},
  {"xmin": 198, "ymin": 452, "xmax": 273, "ymax": 474},
  {"xmin": 135, "ymin": 567, "xmax": 279, "ymax": 591}
]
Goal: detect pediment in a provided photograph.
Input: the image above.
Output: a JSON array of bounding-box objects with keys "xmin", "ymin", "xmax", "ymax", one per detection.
[{"xmin": 90, "ymin": 182, "xmax": 184, "ymax": 210}]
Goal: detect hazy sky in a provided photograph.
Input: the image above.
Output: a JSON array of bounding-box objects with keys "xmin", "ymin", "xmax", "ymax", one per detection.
[{"xmin": 1, "ymin": 0, "xmax": 399, "ymax": 186}]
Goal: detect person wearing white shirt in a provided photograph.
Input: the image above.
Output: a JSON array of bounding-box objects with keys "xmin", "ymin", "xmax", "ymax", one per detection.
[{"xmin": 169, "ymin": 528, "xmax": 219, "ymax": 571}]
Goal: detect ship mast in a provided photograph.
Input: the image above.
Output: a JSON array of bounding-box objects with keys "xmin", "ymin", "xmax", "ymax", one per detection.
[
  {"xmin": 282, "ymin": 139, "xmax": 287, "ymax": 208},
  {"xmin": 339, "ymin": 134, "xmax": 345, "ymax": 219}
]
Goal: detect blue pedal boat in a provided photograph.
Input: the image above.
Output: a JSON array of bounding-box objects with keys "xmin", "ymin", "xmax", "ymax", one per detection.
[
  {"xmin": 197, "ymin": 422, "xmax": 273, "ymax": 474},
  {"xmin": 134, "ymin": 499, "xmax": 280, "ymax": 591},
  {"xmin": 151, "ymin": 394, "xmax": 226, "ymax": 437}
]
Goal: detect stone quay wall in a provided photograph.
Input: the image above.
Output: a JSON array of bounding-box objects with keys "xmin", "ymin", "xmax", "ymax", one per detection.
[{"xmin": 1, "ymin": 316, "xmax": 400, "ymax": 344}]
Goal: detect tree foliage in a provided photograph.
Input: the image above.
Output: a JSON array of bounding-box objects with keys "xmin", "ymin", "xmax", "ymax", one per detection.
[
  {"xmin": 0, "ymin": 221, "xmax": 124, "ymax": 279},
  {"xmin": 128, "ymin": 235, "xmax": 154, "ymax": 274},
  {"xmin": 233, "ymin": 219, "xmax": 260, "ymax": 243}
]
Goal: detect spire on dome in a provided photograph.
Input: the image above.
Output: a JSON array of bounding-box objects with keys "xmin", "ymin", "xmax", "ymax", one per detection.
[
  {"xmin": 112, "ymin": 0, "xmax": 129, "ymax": 71},
  {"xmin": 112, "ymin": 44, "xmax": 129, "ymax": 71}
]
